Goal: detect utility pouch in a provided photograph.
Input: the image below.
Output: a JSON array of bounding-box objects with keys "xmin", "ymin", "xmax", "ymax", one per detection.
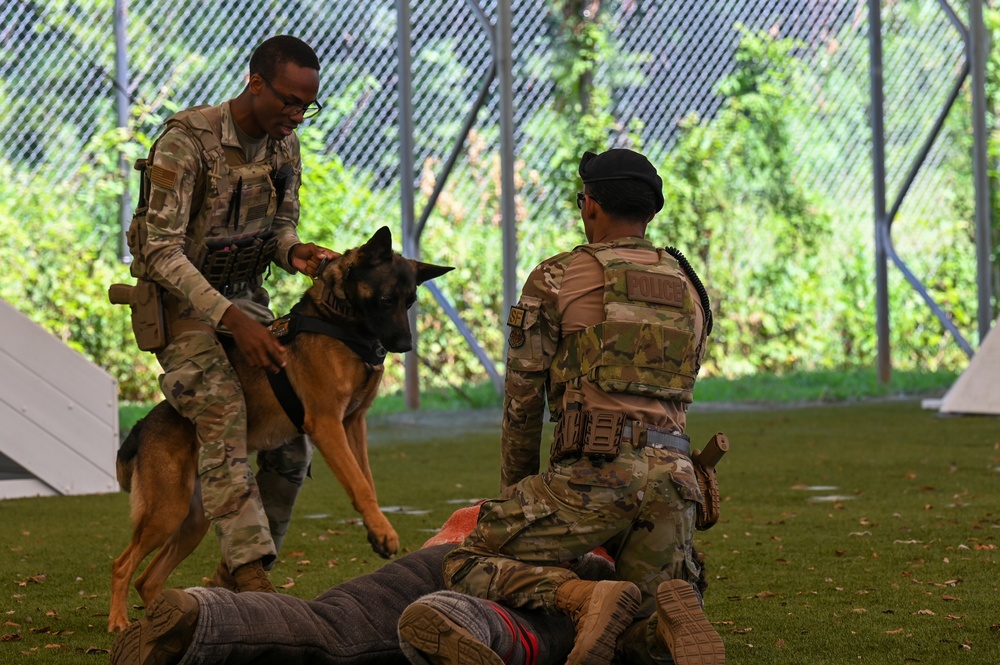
[
  {"xmin": 109, "ymin": 280, "xmax": 167, "ymax": 353},
  {"xmin": 271, "ymin": 163, "xmax": 293, "ymax": 208},
  {"xmin": 200, "ymin": 229, "xmax": 277, "ymax": 292},
  {"xmin": 581, "ymin": 409, "xmax": 626, "ymax": 462},
  {"xmin": 692, "ymin": 432, "xmax": 729, "ymax": 530},
  {"xmin": 551, "ymin": 403, "xmax": 585, "ymax": 463}
]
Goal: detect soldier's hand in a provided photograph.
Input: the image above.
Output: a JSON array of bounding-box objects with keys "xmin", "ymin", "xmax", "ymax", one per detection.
[
  {"xmin": 290, "ymin": 242, "xmax": 339, "ymax": 277},
  {"xmin": 221, "ymin": 305, "xmax": 287, "ymax": 373}
]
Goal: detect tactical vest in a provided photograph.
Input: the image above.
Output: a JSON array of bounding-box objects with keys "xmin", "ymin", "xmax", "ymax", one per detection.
[
  {"xmin": 127, "ymin": 104, "xmax": 292, "ymax": 292},
  {"xmin": 549, "ymin": 241, "xmax": 704, "ymax": 404}
]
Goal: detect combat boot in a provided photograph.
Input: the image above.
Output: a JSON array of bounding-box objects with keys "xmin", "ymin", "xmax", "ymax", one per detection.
[
  {"xmin": 398, "ymin": 595, "xmax": 503, "ymax": 665},
  {"xmin": 230, "ymin": 559, "xmax": 276, "ymax": 593},
  {"xmin": 110, "ymin": 589, "xmax": 199, "ymax": 665},
  {"xmin": 204, "ymin": 560, "xmax": 238, "ymax": 592},
  {"xmin": 553, "ymin": 579, "xmax": 641, "ymax": 665},
  {"xmin": 655, "ymin": 579, "xmax": 725, "ymax": 665}
]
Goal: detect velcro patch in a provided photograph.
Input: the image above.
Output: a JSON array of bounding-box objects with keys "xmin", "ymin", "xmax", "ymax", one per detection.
[
  {"xmin": 246, "ymin": 202, "xmax": 268, "ymax": 221},
  {"xmin": 626, "ymin": 271, "xmax": 685, "ymax": 307},
  {"xmin": 149, "ymin": 165, "xmax": 177, "ymax": 190},
  {"xmin": 508, "ymin": 327, "xmax": 525, "ymax": 348},
  {"xmin": 507, "ymin": 306, "xmax": 526, "ymax": 328},
  {"xmin": 149, "ymin": 189, "xmax": 167, "ymax": 210}
]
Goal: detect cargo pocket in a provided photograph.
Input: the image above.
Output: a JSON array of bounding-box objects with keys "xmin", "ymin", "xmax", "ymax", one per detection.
[
  {"xmin": 551, "ymin": 454, "xmax": 638, "ymax": 489},
  {"xmin": 666, "ymin": 454, "xmax": 704, "ymax": 505},
  {"xmin": 477, "ymin": 493, "xmax": 557, "ymax": 556},
  {"xmin": 158, "ymin": 332, "xmax": 244, "ymax": 518}
]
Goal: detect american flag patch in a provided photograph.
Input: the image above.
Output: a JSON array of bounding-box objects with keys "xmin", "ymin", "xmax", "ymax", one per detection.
[{"xmin": 149, "ymin": 165, "xmax": 177, "ymax": 189}]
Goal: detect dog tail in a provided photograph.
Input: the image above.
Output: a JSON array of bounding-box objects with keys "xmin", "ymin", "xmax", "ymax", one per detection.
[{"xmin": 116, "ymin": 417, "xmax": 144, "ymax": 493}]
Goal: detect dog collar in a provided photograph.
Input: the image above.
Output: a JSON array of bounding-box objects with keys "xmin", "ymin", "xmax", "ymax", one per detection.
[{"xmin": 268, "ymin": 314, "xmax": 387, "ymax": 366}]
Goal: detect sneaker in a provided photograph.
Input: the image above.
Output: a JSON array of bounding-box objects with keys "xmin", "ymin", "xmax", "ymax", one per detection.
[
  {"xmin": 655, "ymin": 579, "xmax": 725, "ymax": 665},
  {"xmin": 110, "ymin": 589, "xmax": 200, "ymax": 665},
  {"xmin": 399, "ymin": 601, "xmax": 503, "ymax": 665}
]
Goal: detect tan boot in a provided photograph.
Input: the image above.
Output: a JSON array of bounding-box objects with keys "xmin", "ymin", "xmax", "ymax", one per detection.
[
  {"xmin": 655, "ymin": 579, "xmax": 725, "ymax": 665},
  {"xmin": 398, "ymin": 601, "xmax": 503, "ymax": 665},
  {"xmin": 554, "ymin": 579, "xmax": 641, "ymax": 665},
  {"xmin": 204, "ymin": 560, "xmax": 238, "ymax": 592},
  {"xmin": 110, "ymin": 589, "xmax": 199, "ymax": 665},
  {"xmin": 230, "ymin": 559, "xmax": 276, "ymax": 593}
]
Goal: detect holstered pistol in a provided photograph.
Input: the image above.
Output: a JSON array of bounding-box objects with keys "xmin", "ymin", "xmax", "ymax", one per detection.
[{"xmin": 692, "ymin": 432, "xmax": 729, "ymax": 530}]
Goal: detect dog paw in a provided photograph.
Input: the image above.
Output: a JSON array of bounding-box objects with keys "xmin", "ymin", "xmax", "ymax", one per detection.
[
  {"xmin": 367, "ymin": 530, "xmax": 399, "ymax": 559},
  {"xmin": 107, "ymin": 617, "xmax": 130, "ymax": 633}
]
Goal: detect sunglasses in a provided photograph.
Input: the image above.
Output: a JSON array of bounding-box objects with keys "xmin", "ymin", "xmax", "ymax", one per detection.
[{"xmin": 576, "ymin": 192, "xmax": 602, "ymax": 209}]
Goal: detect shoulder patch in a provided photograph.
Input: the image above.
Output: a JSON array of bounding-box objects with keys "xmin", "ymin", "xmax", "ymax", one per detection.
[
  {"xmin": 508, "ymin": 327, "xmax": 526, "ymax": 348},
  {"xmin": 149, "ymin": 164, "xmax": 177, "ymax": 190},
  {"xmin": 507, "ymin": 306, "xmax": 526, "ymax": 328}
]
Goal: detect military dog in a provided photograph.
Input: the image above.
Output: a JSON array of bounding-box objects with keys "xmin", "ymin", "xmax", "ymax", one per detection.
[{"xmin": 107, "ymin": 226, "xmax": 452, "ymax": 632}]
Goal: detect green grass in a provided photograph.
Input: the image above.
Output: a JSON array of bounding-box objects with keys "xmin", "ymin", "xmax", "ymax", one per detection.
[
  {"xmin": 2, "ymin": 398, "xmax": 998, "ymax": 663},
  {"xmin": 117, "ymin": 368, "xmax": 958, "ymax": 432},
  {"xmin": 693, "ymin": 367, "xmax": 959, "ymax": 404}
]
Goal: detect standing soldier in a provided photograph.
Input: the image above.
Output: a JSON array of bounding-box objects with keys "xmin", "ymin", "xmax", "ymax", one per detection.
[
  {"xmin": 117, "ymin": 35, "xmax": 334, "ymax": 593},
  {"xmin": 435, "ymin": 149, "xmax": 726, "ymax": 665}
]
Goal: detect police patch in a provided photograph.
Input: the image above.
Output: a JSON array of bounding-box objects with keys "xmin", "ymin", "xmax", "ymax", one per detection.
[
  {"xmin": 626, "ymin": 270, "xmax": 684, "ymax": 307},
  {"xmin": 508, "ymin": 327, "xmax": 525, "ymax": 348},
  {"xmin": 507, "ymin": 306, "xmax": 526, "ymax": 328}
]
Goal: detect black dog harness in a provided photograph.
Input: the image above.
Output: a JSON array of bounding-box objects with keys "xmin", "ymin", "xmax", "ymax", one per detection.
[{"xmin": 265, "ymin": 314, "xmax": 387, "ymax": 433}]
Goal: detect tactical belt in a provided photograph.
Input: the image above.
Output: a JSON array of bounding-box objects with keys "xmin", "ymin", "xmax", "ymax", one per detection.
[{"xmin": 623, "ymin": 422, "xmax": 690, "ymax": 457}]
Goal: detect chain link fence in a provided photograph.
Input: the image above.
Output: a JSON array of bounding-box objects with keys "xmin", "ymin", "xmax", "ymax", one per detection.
[{"xmin": 0, "ymin": 0, "xmax": 977, "ymax": 387}]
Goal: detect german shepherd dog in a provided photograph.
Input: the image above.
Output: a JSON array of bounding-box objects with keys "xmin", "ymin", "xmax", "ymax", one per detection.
[{"xmin": 108, "ymin": 226, "xmax": 452, "ymax": 632}]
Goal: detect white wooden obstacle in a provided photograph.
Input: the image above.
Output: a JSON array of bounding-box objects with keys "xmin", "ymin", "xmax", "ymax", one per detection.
[
  {"xmin": 924, "ymin": 315, "xmax": 1000, "ymax": 416},
  {"xmin": 0, "ymin": 298, "xmax": 119, "ymax": 498}
]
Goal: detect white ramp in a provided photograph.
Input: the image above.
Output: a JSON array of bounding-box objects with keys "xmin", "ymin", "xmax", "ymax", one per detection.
[
  {"xmin": 938, "ymin": 316, "xmax": 1000, "ymax": 416},
  {"xmin": 0, "ymin": 298, "xmax": 119, "ymax": 498}
]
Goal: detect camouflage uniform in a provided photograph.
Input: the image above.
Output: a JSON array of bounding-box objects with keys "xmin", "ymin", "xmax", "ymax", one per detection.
[
  {"xmin": 443, "ymin": 236, "xmax": 709, "ymax": 664},
  {"xmin": 133, "ymin": 100, "xmax": 312, "ymax": 571}
]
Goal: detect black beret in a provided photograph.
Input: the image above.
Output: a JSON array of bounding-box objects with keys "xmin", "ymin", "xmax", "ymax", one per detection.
[{"xmin": 579, "ymin": 149, "xmax": 664, "ymax": 212}]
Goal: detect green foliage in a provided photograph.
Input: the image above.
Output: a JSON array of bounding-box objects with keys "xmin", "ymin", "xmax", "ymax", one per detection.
[
  {"xmin": 543, "ymin": 1, "xmax": 642, "ymax": 195},
  {"xmin": 656, "ymin": 23, "xmax": 976, "ymax": 377},
  {"xmin": 0, "ymin": 140, "xmax": 160, "ymax": 401},
  {"xmin": 657, "ymin": 27, "xmax": 834, "ymax": 376},
  {"xmin": 0, "ymin": 9, "xmax": 986, "ymax": 401},
  {"xmin": 948, "ymin": 5, "xmax": 1000, "ymax": 318}
]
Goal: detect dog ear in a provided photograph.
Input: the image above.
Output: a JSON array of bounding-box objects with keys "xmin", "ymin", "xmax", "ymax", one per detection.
[
  {"xmin": 359, "ymin": 226, "xmax": 394, "ymax": 263},
  {"xmin": 413, "ymin": 261, "xmax": 454, "ymax": 285}
]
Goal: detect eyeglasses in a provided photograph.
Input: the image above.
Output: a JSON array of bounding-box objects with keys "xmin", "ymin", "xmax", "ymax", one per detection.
[
  {"xmin": 259, "ymin": 75, "xmax": 323, "ymax": 119},
  {"xmin": 576, "ymin": 192, "xmax": 602, "ymax": 209}
]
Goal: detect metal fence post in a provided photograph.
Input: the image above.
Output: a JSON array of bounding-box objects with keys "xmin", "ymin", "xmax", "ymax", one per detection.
[
  {"xmin": 397, "ymin": 0, "xmax": 419, "ymax": 409},
  {"xmin": 869, "ymin": 0, "xmax": 891, "ymax": 384},
  {"xmin": 970, "ymin": 0, "xmax": 994, "ymax": 343},
  {"xmin": 498, "ymin": 0, "xmax": 517, "ymax": 377},
  {"xmin": 114, "ymin": 0, "xmax": 131, "ymax": 264}
]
